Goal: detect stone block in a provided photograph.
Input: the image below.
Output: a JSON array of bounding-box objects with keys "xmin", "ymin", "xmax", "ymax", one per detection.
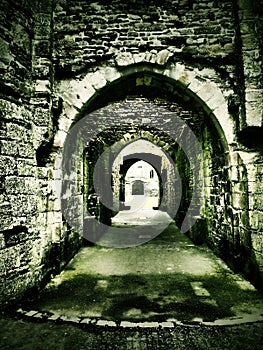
[
  {"xmin": 58, "ymin": 86, "xmax": 83, "ymax": 110},
  {"xmin": 196, "ymin": 81, "xmax": 220, "ymax": 104},
  {"xmin": 60, "ymin": 315, "xmax": 81, "ymax": 323},
  {"xmin": 4, "ymin": 224, "xmax": 32, "ymax": 249},
  {"xmin": 32, "ymin": 125, "xmax": 50, "ymax": 149},
  {"xmin": 0, "ymin": 60, "xmax": 8, "ymax": 71},
  {"xmin": 48, "ymin": 313, "xmax": 61, "ymax": 321},
  {"xmin": 0, "ymin": 234, "xmax": 5, "ymax": 249},
  {"xmin": 115, "ymin": 52, "xmax": 134, "ymax": 66},
  {"xmin": 251, "ymin": 232, "xmax": 263, "ymax": 253},
  {"xmin": 32, "ymin": 62, "xmax": 51, "ymax": 79},
  {"xmin": 89, "ymin": 70, "xmax": 107, "ymax": 90},
  {"xmin": 16, "ymin": 308, "xmax": 26, "ymax": 315},
  {"xmin": 53, "ymin": 130, "xmax": 67, "ymax": 148},
  {"xmin": 0, "ymin": 37, "xmax": 12, "ymax": 64},
  {"xmin": 25, "ymin": 310, "xmax": 38, "ymax": 317},
  {"xmin": 13, "ymin": 24, "xmax": 31, "ymax": 54},
  {"xmin": 133, "ymin": 52, "xmax": 146, "ymax": 63},
  {"xmin": 212, "ymin": 104, "xmax": 235, "ymax": 144},
  {"xmin": 160, "ymin": 321, "xmax": 174, "ymax": 328},
  {"xmin": 245, "ymin": 89, "xmax": 262, "ymax": 103},
  {"xmin": 5, "ymin": 121, "xmax": 28, "ymax": 138},
  {"xmin": 0, "ymin": 246, "xmax": 21, "ymax": 270},
  {"xmin": 249, "ymin": 211, "xmax": 263, "ymax": 230},
  {"xmin": 62, "ymin": 104, "xmax": 79, "ymax": 124},
  {"xmin": 0, "ymin": 156, "xmax": 16, "ymax": 175},
  {"xmin": 245, "ymin": 101, "xmax": 262, "ymax": 127},
  {"xmin": 241, "ymin": 34, "xmax": 257, "ymax": 49},
  {"xmin": 120, "ymin": 321, "xmax": 137, "ymax": 328},
  {"xmin": 248, "ymin": 192, "xmax": 263, "ymax": 211},
  {"xmin": 0, "ymin": 140, "xmax": 18, "ymax": 156},
  {"xmin": 96, "ymin": 320, "xmax": 116, "ymax": 327},
  {"xmin": 5, "ymin": 176, "xmax": 38, "ymax": 195},
  {"xmin": 58, "ymin": 117, "xmax": 71, "ymax": 133},
  {"xmin": 104, "ymin": 67, "xmax": 121, "ymax": 82},
  {"xmin": 33, "ymin": 0, "xmax": 53, "ymax": 14},
  {"xmin": 18, "ymin": 142, "xmax": 35, "ymax": 159},
  {"xmin": 137, "ymin": 322, "xmax": 159, "ymax": 328},
  {"xmin": 35, "ymin": 80, "xmax": 51, "ymax": 93},
  {"xmin": 223, "ymin": 43, "xmax": 234, "ymax": 53},
  {"xmin": 232, "ymin": 192, "xmax": 246, "ymax": 210},
  {"xmin": 9, "ymin": 194, "xmax": 38, "ymax": 216},
  {"xmin": 47, "ymin": 209, "xmax": 62, "ymax": 223},
  {"xmin": 34, "ymin": 21, "xmax": 52, "ymax": 39},
  {"xmin": 243, "ymin": 57, "xmax": 262, "ymax": 79},
  {"xmin": 0, "ymin": 201, "xmax": 13, "ymax": 229},
  {"xmin": 32, "ymin": 312, "xmax": 44, "ymax": 319},
  {"xmin": 80, "ymin": 318, "xmax": 91, "ymax": 324},
  {"xmin": 156, "ymin": 49, "xmax": 172, "ymax": 65},
  {"xmin": 51, "ymin": 223, "xmax": 62, "ymax": 243},
  {"xmin": 33, "ymin": 107, "xmax": 51, "ymax": 126}
]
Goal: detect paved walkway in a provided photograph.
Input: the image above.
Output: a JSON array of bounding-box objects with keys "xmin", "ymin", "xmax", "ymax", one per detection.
[
  {"xmin": 2, "ymin": 212, "xmax": 263, "ymax": 349},
  {"xmin": 16, "ymin": 212, "xmax": 263, "ymax": 326},
  {"xmin": 100, "ymin": 208, "xmax": 174, "ymax": 247},
  {"xmin": 111, "ymin": 207, "xmax": 173, "ymax": 226}
]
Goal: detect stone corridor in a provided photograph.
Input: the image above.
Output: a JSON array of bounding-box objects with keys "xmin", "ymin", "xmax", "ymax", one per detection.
[{"xmin": 1, "ymin": 0, "xmax": 263, "ymax": 348}]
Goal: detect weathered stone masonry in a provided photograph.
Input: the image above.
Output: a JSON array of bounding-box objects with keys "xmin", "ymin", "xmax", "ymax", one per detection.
[{"xmin": 0, "ymin": 0, "xmax": 263, "ymax": 306}]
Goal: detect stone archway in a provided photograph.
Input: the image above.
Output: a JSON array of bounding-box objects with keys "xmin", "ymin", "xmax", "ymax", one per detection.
[
  {"xmin": 54, "ymin": 61, "xmax": 235, "ymax": 149},
  {"xmin": 110, "ymin": 138, "xmax": 177, "ymax": 215},
  {"xmin": 49, "ymin": 61, "xmax": 261, "ymax": 288}
]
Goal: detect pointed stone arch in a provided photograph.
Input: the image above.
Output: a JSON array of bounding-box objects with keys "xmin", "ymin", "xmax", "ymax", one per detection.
[{"xmin": 54, "ymin": 61, "xmax": 235, "ymax": 150}]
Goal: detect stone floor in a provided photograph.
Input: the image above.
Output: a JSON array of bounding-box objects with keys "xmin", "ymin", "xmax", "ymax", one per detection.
[
  {"xmin": 2, "ymin": 211, "xmax": 263, "ymax": 349},
  {"xmin": 101, "ymin": 208, "xmax": 174, "ymax": 247},
  {"xmin": 17, "ymin": 211, "xmax": 263, "ymax": 325}
]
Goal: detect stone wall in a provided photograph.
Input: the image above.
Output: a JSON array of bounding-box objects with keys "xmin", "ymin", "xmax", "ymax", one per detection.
[
  {"xmin": 53, "ymin": 0, "xmax": 236, "ymax": 76},
  {"xmin": 237, "ymin": 0, "xmax": 263, "ymax": 127},
  {"xmin": 0, "ymin": 0, "xmax": 263, "ymax": 306},
  {"xmin": 0, "ymin": 0, "xmax": 37, "ymax": 304},
  {"xmin": 0, "ymin": 0, "xmax": 81, "ymax": 306}
]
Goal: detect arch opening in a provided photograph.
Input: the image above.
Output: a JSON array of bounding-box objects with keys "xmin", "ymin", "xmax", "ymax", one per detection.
[
  {"xmin": 59, "ymin": 68, "xmax": 254, "ymax": 283},
  {"xmin": 126, "ymin": 161, "xmax": 159, "ymax": 209}
]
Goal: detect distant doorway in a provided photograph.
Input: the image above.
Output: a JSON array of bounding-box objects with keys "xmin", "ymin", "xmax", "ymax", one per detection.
[
  {"xmin": 132, "ymin": 180, "xmax": 144, "ymax": 195},
  {"xmin": 124, "ymin": 160, "xmax": 159, "ymax": 210}
]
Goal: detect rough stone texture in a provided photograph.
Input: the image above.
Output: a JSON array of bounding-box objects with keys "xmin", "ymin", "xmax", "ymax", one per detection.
[
  {"xmin": 52, "ymin": 0, "xmax": 236, "ymax": 76},
  {"xmin": 0, "ymin": 0, "xmax": 263, "ymax": 306},
  {"xmin": 237, "ymin": 0, "xmax": 263, "ymax": 127}
]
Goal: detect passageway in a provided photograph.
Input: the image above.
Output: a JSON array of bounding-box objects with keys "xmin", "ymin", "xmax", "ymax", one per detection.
[
  {"xmin": 3, "ymin": 71, "xmax": 263, "ymax": 342},
  {"xmin": 55, "ymin": 80, "xmax": 262, "ymax": 322},
  {"xmin": 1, "ymin": 1, "xmax": 263, "ymax": 348},
  {"xmin": 42, "ymin": 82, "xmax": 261, "ymax": 325},
  {"xmin": 0, "ymin": 64, "xmax": 258, "ymax": 333}
]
